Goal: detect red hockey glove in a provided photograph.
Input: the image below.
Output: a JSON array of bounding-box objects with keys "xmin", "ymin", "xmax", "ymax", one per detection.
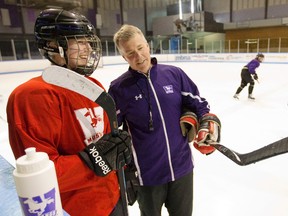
[
  {"xmin": 79, "ymin": 130, "xmax": 132, "ymax": 177},
  {"xmin": 194, "ymin": 113, "xmax": 221, "ymax": 155},
  {"xmin": 180, "ymin": 111, "xmax": 199, "ymax": 142}
]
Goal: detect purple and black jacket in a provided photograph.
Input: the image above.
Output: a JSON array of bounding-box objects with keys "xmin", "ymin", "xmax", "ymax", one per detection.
[
  {"xmin": 108, "ymin": 58, "xmax": 210, "ymax": 186},
  {"xmin": 245, "ymin": 59, "xmax": 260, "ymax": 74}
]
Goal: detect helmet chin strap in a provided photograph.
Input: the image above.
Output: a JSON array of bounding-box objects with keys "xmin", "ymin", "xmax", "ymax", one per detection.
[{"xmin": 45, "ymin": 52, "xmax": 65, "ymax": 68}]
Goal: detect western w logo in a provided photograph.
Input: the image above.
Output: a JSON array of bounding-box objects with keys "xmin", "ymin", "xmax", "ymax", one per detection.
[{"xmin": 163, "ymin": 85, "xmax": 174, "ymax": 94}]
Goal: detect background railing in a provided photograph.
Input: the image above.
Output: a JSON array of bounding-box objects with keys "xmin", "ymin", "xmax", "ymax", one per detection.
[{"xmin": 1, "ymin": 36, "xmax": 288, "ymax": 61}]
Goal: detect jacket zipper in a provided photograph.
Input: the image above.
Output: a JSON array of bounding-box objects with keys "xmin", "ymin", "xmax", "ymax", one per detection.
[{"xmin": 146, "ymin": 71, "xmax": 175, "ymax": 181}]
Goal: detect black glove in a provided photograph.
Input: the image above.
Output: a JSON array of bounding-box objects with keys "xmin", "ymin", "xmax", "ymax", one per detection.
[
  {"xmin": 79, "ymin": 130, "xmax": 132, "ymax": 177},
  {"xmin": 125, "ymin": 163, "xmax": 139, "ymax": 206},
  {"xmin": 253, "ymin": 73, "xmax": 258, "ymax": 80}
]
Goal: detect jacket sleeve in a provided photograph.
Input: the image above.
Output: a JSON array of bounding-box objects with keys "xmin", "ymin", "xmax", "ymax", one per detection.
[{"xmin": 179, "ymin": 69, "xmax": 210, "ymax": 118}]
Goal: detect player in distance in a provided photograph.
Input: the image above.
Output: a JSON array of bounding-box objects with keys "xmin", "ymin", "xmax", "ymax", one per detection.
[{"xmin": 233, "ymin": 53, "xmax": 264, "ymax": 100}]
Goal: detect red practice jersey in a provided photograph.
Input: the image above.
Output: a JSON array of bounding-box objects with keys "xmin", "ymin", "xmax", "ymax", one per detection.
[{"xmin": 7, "ymin": 75, "xmax": 120, "ymax": 216}]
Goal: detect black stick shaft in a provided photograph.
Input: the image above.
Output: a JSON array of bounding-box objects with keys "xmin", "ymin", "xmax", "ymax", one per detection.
[{"xmin": 213, "ymin": 137, "xmax": 288, "ymax": 166}]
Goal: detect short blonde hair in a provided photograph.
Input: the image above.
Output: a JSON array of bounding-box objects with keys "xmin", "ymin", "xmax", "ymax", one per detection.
[{"xmin": 113, "ymin": 24, "xmax": 147, "ymax": 52}]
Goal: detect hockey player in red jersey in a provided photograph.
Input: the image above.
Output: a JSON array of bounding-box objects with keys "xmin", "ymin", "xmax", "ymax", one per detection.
[{"xmin": 6, "ymin": 9, "xmax": 131, "ymax": 216}]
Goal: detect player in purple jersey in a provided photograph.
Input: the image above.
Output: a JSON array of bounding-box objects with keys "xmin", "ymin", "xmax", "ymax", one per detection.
[
  {"xmin": 108, "ymin": 24, "xmax": 221, "ymax": 216},
  {"xmin": 234, "ymin": 53, "xmax": 264, "ymax": 100}
]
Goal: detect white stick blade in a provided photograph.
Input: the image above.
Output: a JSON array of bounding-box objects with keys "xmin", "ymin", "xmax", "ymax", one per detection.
[{"xmin": 42, "ymin": 66, "xmax": 103, "ymax": 102}]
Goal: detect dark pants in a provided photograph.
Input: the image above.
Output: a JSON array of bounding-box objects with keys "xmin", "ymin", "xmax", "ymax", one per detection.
[
  {"xmin": 235, "ymin": 68, "xmax": 255, "ymax": 95},
  {"xmin": 136, "ymin": 171, "xmax": 193, "ymax": 216},
  {"xmin": 110, "ymin": 198, "xmax": 125, "ymax": 216}
]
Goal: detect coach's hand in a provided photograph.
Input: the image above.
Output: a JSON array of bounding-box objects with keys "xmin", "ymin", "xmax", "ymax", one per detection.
[{"xmin": 194, "ymin": 113, "xmax": 221, "ymax": 155}]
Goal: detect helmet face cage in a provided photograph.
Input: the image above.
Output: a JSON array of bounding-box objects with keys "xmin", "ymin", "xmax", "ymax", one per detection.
[{"xmin": 64, "ymin": 34, "xmax": 102, "ymax": 76}]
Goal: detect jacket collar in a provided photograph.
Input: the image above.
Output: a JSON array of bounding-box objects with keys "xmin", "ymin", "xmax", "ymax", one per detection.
[{"xmin": 128, "ymin": 57, "xmax": 158, "ymax": 74}]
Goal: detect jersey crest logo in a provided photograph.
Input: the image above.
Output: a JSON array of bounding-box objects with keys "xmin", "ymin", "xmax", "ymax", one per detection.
[
  {"xmin": 75, "ymin": 107, "xmax": 104, "ymax": 145},
  {"xmin": 163, "ymin": 85, "xmax": 174, "ymax": 94}
]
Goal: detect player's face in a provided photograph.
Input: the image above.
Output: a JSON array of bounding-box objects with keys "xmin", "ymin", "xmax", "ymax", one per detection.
[
  {"xmin": 258, "ymin": 57, "xmax": 264, "ymax": 62},
  {"xmin": 66, "ymin": 38, "xmax": 93, "ymax": 70},
  {"xmin": 119, "ymin": 34, "xmax": 151, "ymax": 74}
]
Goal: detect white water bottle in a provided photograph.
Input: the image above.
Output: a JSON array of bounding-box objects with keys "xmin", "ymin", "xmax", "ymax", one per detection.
[{"xmin": 13, "ymin": 147, "xmax": 63, "ymax": 216}]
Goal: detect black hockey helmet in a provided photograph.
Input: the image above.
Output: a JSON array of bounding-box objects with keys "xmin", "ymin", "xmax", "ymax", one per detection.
[
  {"xmin": 256, "ymin": 53, "xmax": 264, "ymax": 58},
  {"xmin": 34, "ymin": 8, "xmax": 101, "ymax": 76}
]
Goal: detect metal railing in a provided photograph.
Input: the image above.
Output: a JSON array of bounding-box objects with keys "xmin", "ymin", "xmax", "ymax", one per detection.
[{"xmin": 1, "ymin": 36, "xmax": 288, "ymax": 61}]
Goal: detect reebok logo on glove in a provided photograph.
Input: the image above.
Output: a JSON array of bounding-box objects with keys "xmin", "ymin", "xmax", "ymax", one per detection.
[
  {"xmin": 79, "ymin": 130, "xmax": 132, "ymax": 177},
  {"xmin": 89, "ymin": 145, "xmax": 111, "ymax": 175}
]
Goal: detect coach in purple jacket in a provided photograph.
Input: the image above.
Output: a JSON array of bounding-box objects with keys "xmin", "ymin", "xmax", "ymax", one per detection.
[{"xmin": 108, "ymin": 24, "xmax": 221, "ymax": 216}]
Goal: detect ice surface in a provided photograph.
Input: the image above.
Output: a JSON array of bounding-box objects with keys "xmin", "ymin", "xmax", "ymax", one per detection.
[{"xmin": 1, "ymin": 61, "xmax": 288, "ymax": 216}]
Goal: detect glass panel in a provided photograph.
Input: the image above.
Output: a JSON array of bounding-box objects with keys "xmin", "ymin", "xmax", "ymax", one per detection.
[
  {"xmin": 14, "ymin": 40, "xmax": 28, "ymax": 60},
  {"xmin": 0, "ymin": 40, "xmax": 14, "ymax": 60},
  {"xmin": 29, "ymin": 40, "xmax": 42, "ymax": 59},
  {"xmin": 280, "ymin": 37, "xmax": 288, "ymax": 52}
]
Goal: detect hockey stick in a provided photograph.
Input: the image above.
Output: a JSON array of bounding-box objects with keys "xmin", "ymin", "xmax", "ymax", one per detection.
[
  {"xmin": 42, "ymin": 65, "xmax": 129, "ymax": 216},
  {"xmin": 211, "ymin": 137, "xmax": 288, "ymax": 166}
]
